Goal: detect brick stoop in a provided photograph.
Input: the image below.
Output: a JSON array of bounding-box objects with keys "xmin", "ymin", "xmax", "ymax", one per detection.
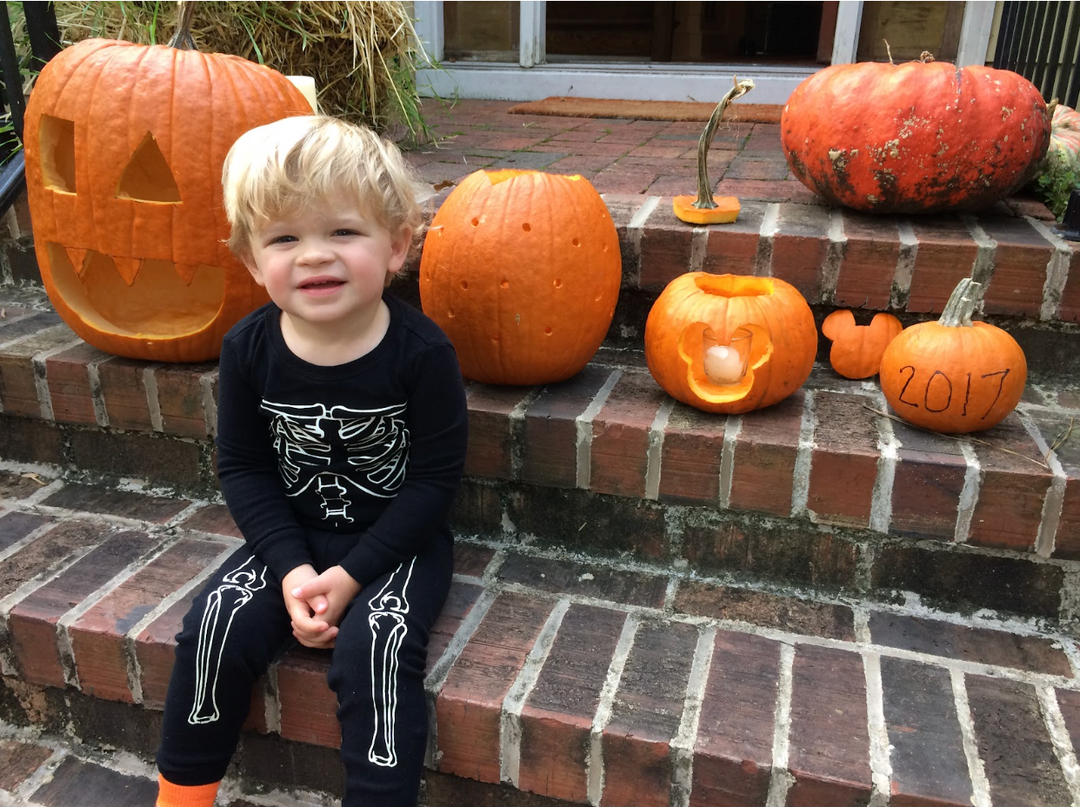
[{"xmin": 3, "ymin": 469, "xmax": 1080, "ymax": 807}]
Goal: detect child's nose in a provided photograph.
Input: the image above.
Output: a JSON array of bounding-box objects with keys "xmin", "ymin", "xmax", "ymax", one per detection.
[{"xmin": 297, "ymin": 239, "xmax": 333, "ymax": 264}]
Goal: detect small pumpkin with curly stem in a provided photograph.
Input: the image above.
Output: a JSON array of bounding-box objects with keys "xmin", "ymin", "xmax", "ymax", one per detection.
[
  {"xmin": 822, "ymin": 309, "xmax": 904, "ymax": 379},
  {"xmin": 645, "ymin": 273, "xmax": 817, "ymax": 414},
  {"xmin": 879, "ymin": 278, "xmax": 1026, "ymax": 433}
]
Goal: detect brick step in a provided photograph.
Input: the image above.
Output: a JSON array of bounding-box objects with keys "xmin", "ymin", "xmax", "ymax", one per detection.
[
  {"xmin": 3, "ymin": 470, "xmax": 1080, "ymax": 807},
  {"xmin": 2, "ymin": 283, "xmax": 1080, "ymax": 625}
]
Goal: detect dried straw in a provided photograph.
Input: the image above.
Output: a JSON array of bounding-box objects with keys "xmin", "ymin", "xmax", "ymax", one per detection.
[{"xmin": 53, "ymin": 1, "xmax": 432, "ymax": 141}]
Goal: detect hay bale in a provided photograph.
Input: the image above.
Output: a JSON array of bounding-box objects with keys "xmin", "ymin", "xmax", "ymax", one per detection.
[{"xmin": 54, "ymin": 1, "xmax": 431, "ymax": 140}]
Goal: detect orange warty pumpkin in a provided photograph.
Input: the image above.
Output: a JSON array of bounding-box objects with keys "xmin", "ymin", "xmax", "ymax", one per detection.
[
  {"xmin": 24, "ymin": 18, "xmax": 311, "ymax": 362},
  {"xmin": 419, "ymin": 169, "xmax": 621, "ymax": 385},
  {"xmin": 644, "ymin": 273, "xmax": 817, "ymax": 414},
  {"xmin": 879, "ymin": 278, "xmax": 1026, "ymax": 433},
  {"xmin": 781, "ymin": 57, "xmax": 1051, "ymax": 214},
  {"xmin": 821, "ymin": 309, "xmax": 903, "ymax": 379}
]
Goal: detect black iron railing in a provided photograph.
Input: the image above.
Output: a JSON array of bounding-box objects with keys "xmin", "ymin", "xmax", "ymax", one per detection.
[
  {"xmin": 0, "ymin": 1, "xmax": 61, "ymax": 213},
  {"xmin": 994, "ymin": 1, "xmax": 1079, "ymax": 109}
]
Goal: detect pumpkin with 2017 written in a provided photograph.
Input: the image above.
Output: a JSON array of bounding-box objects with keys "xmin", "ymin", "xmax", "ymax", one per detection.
[
  {"xmin": 645, "ymin": 273, "xmax": 817, "ymax": 414},
  {"xmin": 781, "ymin": 55, "xmax": 1051, "ymax": 214},
  {"xmin": 419, "ymin": 168, "xmax": 621, "ymax": 385},
  {"xmin": 23, "ymin": 9, "xmax": 311, "ymax": 362},
  {"xmin": 879, "ymin": 278, "xmax": 1026, "ymax": 433}
]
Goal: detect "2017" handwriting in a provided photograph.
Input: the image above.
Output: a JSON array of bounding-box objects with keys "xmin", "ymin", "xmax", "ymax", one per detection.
[{"xmin": 894, "ymin": 366, "xmax": 1011, "ymax": 421}]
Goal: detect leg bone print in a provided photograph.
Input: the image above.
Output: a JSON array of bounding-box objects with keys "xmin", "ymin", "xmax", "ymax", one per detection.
[
  {"xmin": 367, "ymin": 558, "xmax": 415, "ymax": 767},
  {"xmin": 189, "ymin": 556, "xmax": 267, "ymax": 725}
]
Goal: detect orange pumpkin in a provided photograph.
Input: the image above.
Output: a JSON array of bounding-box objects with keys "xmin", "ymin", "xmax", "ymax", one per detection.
[
  {"xmin": 821, "ymin": 309, "xmax": 903, "ymax": 379},
  {"xmin": 879, "ymin": 278, "xmax": 1026, "ymax": 433},
  {"xmin": 644, "ymin": 273, "xmax": 817, "ymax": 414},
  {"xmin": 418, "ymin": 169, "xmax": 621, "ymax": 385},
  {"xmin": 23, "ymin": 14, "xmax": 311, "ymax": 362},
  {"xmin": 781, "ymin": 56, "xmax": 1050, "ymax": 213}
]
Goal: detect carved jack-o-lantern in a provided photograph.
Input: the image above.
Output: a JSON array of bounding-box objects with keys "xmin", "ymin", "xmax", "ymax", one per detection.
[{"xmin": 24, "ymin": 25, "xmax": 311, "ymax": 362}]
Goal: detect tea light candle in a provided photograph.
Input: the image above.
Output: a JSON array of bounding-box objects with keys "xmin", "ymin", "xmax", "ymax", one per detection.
[
  {"xmin": 704, "ymin": 344, "xmax": 745, "ymax": 384},
  {"xmin": 287, "ymin": 75, "xmax": 319, "ymax": 113}
]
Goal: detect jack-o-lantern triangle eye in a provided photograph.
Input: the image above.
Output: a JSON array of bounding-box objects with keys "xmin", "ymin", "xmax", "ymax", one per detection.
[
  {"xmin": 38, "ymin": 114, "xmax": 77, "ymax": 193},
  {"xmin": 117, "ymin": 132, "xmax": 181, "ymax": 203}
]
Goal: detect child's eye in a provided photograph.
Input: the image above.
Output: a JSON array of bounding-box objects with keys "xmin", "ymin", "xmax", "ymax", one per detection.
[
  {"xmin": 269, "ymin": 234, "xmax": 297, "ymax": 245},
  {"xmin": 333, "ymin": 228, "xmax": 360, "ymax": 237}
]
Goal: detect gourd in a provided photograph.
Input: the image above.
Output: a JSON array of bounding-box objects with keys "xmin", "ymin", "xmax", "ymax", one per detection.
[
  {"xmin": 23, "ymin": 4, "xmax": 311, "ymax": 362},
  {"xmin": 419, "ymin": 169, "xmax": 621, "ymax": 385},
  {"xmin": 673, "ymin": 78, "xmax": 754, "ymax": 224},
  {"xmin": 821, "ymin": 310, "xmax": 903, "ymax": 379},
  {"xmin": 879, "ymin": 278, "xmax": 1026, "ymax": 433},
  {"xmin": 780, "ymin": 55, "xmax": 1051, "ymax": 214},
  {"xmin": 1046, "ymin": 103, "xmax": 1080, "ymax": 173},
  {"xmin": 644, "ymin": 273, "xmax": 817, "ymax": 414}
]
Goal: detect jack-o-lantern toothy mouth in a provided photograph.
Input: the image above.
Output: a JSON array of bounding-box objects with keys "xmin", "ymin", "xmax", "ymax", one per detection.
[{"xmin": 46, "ymin": 243, "xmax": 226, "ymax": 338}]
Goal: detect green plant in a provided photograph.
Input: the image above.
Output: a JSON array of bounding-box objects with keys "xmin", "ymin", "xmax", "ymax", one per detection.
[
  {"xmin": 0, "ymin": 1, "xmax": 41, "ymax": 166},
  {"xmin": 1033, "ymin": 148, "xmax": 1079, "ymax": 221}
]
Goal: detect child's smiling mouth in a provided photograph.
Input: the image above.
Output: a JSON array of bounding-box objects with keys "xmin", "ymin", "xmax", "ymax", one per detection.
[{"xmin": 299, "ymin": 276, "xmax": 346, "ymax": 292}]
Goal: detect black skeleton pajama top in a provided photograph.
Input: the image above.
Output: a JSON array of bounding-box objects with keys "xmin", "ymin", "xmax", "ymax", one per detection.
[{"xmin": 215, "ymin": 294, "xmax": 469, "ymax": 587}]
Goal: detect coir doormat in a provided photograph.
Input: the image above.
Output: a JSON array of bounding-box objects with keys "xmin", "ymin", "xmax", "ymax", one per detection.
[{"xmin": 507, "ymin": 96, "xmax": 783, "ymax": 123}]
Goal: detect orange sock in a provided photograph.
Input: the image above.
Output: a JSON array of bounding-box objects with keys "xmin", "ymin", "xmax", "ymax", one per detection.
[{"xmin": 156, "ymin": 775, "xmax": 221, "ymax": 807}]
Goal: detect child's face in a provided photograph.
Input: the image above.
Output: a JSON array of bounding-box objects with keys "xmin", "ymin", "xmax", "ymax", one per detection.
[{"xmin": 242, "ymin": 194, "xmax": 410, "ymax": 330}]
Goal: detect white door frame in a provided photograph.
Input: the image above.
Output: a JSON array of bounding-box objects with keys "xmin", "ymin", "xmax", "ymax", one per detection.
[{"xmin": 413, "ymin": 1, "xmax": 995, "ymax": 105}]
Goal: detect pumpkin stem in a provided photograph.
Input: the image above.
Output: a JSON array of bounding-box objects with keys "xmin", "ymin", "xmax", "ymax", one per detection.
[
  {"xmin": 167, "ymin": 1, "xmax": 198, "ymax": 51},
  {"xmin": 919, "ymin": 51, "xmax": 935, "ymax": 63},
  {"xmin": 692, "ymin": 77, "xmax": 755, "ymax": 210},
  {"xmin": 939, "ymin": 277, "xmax": 983, "ymax": 328}
]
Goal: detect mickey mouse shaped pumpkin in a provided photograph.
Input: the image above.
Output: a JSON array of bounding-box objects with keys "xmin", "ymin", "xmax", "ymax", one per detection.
[{"xmin": 23, "ymin": 4, "xmax": 312, "ymax": 362}]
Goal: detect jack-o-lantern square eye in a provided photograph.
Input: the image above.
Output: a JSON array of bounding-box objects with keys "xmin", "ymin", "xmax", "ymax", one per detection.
[
  {"xmin": 38, "ymin": 114, "xmax": 76, "ymax": 193},
  {"xmin": 118, "ymin": 132, "xmax": 181, "ymax": 203}
]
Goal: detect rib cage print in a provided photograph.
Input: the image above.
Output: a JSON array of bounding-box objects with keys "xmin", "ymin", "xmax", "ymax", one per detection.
[{"xmin": 260, "ymin": 399, "xmax": 409, "ymax": 523}]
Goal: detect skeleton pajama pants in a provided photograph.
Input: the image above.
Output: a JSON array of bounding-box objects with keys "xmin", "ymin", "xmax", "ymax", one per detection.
[{"xmin": 156, "ymin": 532, "xmax": 452, "ymax": 806}]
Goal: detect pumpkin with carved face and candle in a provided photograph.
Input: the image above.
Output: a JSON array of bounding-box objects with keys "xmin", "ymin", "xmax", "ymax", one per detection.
[
  {"xmin": 23, "ymin": 13, "xmax": 312, "ymax": 362},
  {"xmin": 645, "ymin": 273, "xmax": 817, "ymax": 414}
]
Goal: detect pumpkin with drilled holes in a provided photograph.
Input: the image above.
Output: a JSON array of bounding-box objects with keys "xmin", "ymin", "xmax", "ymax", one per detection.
[
  {"xmin": 1048, "ymin": 103, "xmax": 1080, "ymax": 172},
  {"xmin": 23, "ymin": 11, "xmax": 311, "ymax": 362},
  {"xmin": 644, "ymin": 273, "xmax": 817, "ymax": 414},
  {"xmin": 419, "ymin": 169, "xmax": 621, "ymax": 385},
  {"xmin": 781, "ymin": 56, "xmax": 1051, "ymax": 214},
  {"xmin": 879, "ymin": 278, "xmax": 1026, "ymax": 433},
  {"xmin": 822, "ymin": 310, "xmax": 904, "ymax": 379}
]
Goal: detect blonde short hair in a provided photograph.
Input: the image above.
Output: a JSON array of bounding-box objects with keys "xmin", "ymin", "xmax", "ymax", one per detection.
[{"xmin": 222, "ymin": 115, "xmax": 423, "ymax": 257}]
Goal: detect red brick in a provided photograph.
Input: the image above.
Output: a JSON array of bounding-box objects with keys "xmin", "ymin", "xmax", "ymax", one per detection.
[
  {"xmin": 427, "ymin": 580, "xmax": 485, "ymax": 674},
  {"xmin": 497, "ymin": 553, "xmax": 667, "ymax": 608},
  {"xmin": 690, "ymin": 630, "xmax": 779, "ymax": 807},
  {"xmin": 890, "ymin": 421, "xmax": 967, "ymax": 539},
  {"xmin": 869, "ymin": 612, "xmax": 1072, "ymax": 676},
  {"xmin": 978, "ymin": 216, "xmax": 1053, "ymax": 318},
  {"xmin": 1056, "ymin": 688, "xmax": 1080, "ymax": 748},
  {"xmin": 154, "ymin": 364, "xmax": 212, "ymax": 438},
  {"xmin": 1027, "ymin": 410, "xmax": 1080, "ymax": 559},
  {"xmin": 1056, "ymin": 239, "xmax": 1080, "ymax": 322},
  {"xmin": 134, "ymin": 596, "xmax": 194, "ymax": 709},
  {"xmin": 639, "ymin": 204, "xmax": 695, "ymax": 290},
  {"xmin": 966, "ymin": 676, "xmax": 1072, "ymax": 805},
  {"xmin": 675, "ymin": 582, "xmax": 855, "ymax": 641},
  {"xmin": 0, "ymin": 738, "xmax": 54, "ymax": 791},
  {"xmin": 41, "ymin": 482, "xmax": 190, "ymax": 523},
  {"xmin": 770, "ymin": 203, "xmax": 831, "ymax": 301},
  {"xmin": 464, "ymin": 384, "xmax": 532, "ymax": 479},
  {"xmin": 0, "ymin": 520, "xmax": 108, "ymax": 601},
  {"xmin": 9, "ymin": 530, "xmax": 159, "ymax": 687},
  {"xmin": 521, "ymin": 365, "xmax": 615, "ymax": 488},
  {"xmin": 714, "ymin": 178, "xmax": 803, "ymax": 203},
  {"xmin": 0, "ymin": 510, "xmax": 52, "ymax": 552},
  {"xmin": 699, "ymin": 200, "xmax": 768, "ymax": 277},
  {"xmin": 881, "ymin": 658, "xmax": 973, "ymax": 807},
  {"xmin": 278, "ymin": 647, "xmax": 338, "ymax": 747},
  {"xmin": 180, "ymin": 504, "xmax": 243, "ymax": 538},
  {"xmin": 96, "ymin": 356, "xmax": 154, "ymax": 431},
  {"xmin": 45, "ymin": 342, "xmax": 106, "ymax": 425},
  {"xmin": 436, "ymin": 592, "xmax": 555, "ymax": 783},
  {"xmin": 807, "ymin": 391, "xmax": 880, "ymax": 528},
  {"xmin": 968, "ymin": 413, "xmax": 1051, "ymax": 551},
  {"xmin": 728, "ymin": 391, "xmax": 803, "ymax": 516},
  {"xmin": 519, "ymin": 604, "xmax": 625, "ymax": 802},
  {"xmin": 601, "ymin": 621, "xmax": 698, "ymax": 807},
  {"xmin": 788, "ymin": 644, "xmax": 872, "ymax": 807},
  {"xmin": 590, "ymin": 373, "xmax": 666, "ymax": 498},
  {"xmin": 657, "ymin": 403, "xmax": 726, "ymax": 504},
  {"xmin": 907, "ymin": 218, "xmax": 977, "ymax": 314},
  {"xmin": 69, "ymin": 536, "xmax": 229, "ymax": 702},
  {"xmin": 834, "ymin": 212, "xmax": 901, "ymax": 309}
]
